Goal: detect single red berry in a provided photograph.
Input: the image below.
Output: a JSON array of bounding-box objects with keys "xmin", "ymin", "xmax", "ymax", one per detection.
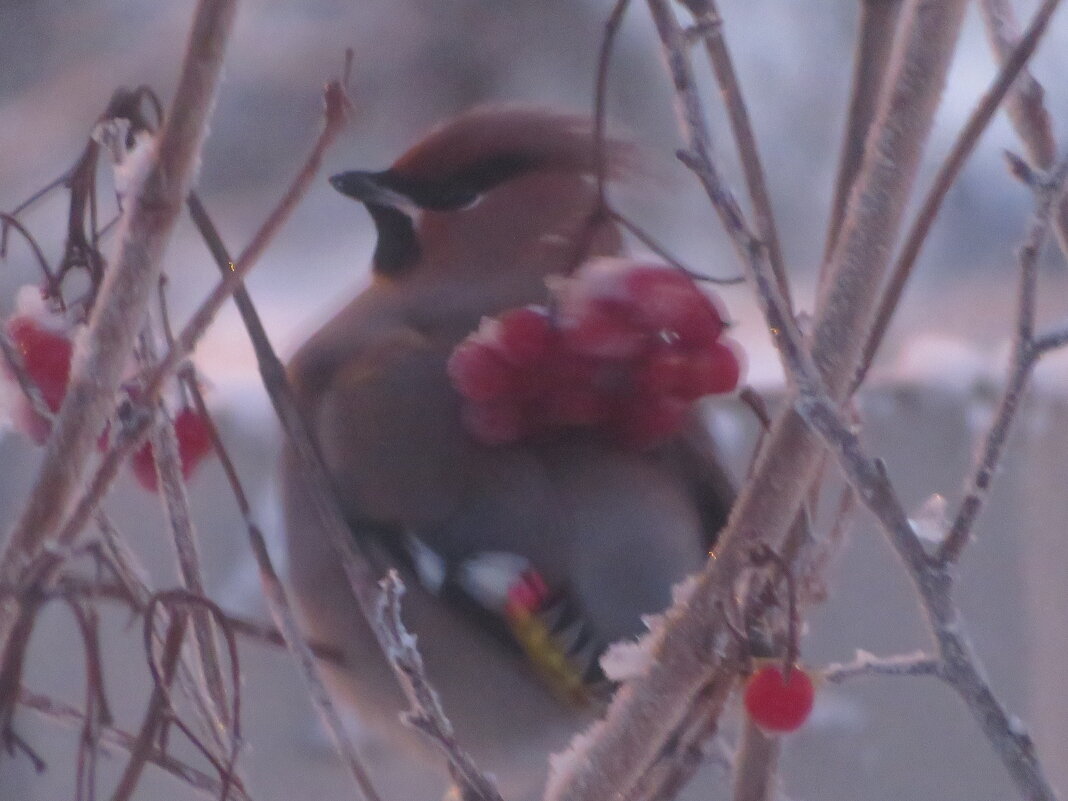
[
  {"xmin": 610, "ymin": 394, "xmax": 690, "ymax": 448},
  {"xmin": 635, "ymin": 344, "xmax": 691, "ymax": 397},
  {"xmin": 130, "ymin": 440, "xmax": 160, "ymax": 492},
  {"xmin": 4, "ymin": 315, "xmax": 74, "ymax": 444},
  {"xmin": 559, "ymin": 300, "xmax": 648, "ymax": 359},
  {"xmin": 743, "ymin": 664, "xmax": 815, "ymax": 733},
  {"xmin": 697, "ymin": 340, "xmax": 742, "ymax": 395},
  {"xmin": 447, "ymin": 339, "xmax": 518, "ymax": 402},
  {"xmin": 130, "ymin": 408, "xmax": 214, "ymax": 492},
  {"xmin": 174, "ymin": 407, "xmax": 213, "ymax": 479},
  {"xmin": 461, "ymin": 399, "xmax": 528, "ymax": 445},
  {"xmin": 622, "ymin": 266, "xmax": 725, "ymax": 347},
  {"xmin": 496, "ymin": 306, "xmax": 556, "ymax": 366}
]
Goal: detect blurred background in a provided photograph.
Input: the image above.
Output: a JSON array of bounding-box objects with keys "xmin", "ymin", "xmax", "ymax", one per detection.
[{"xmin": 1, "ymin": 1, "xmax": 1067, "ymax": 800}]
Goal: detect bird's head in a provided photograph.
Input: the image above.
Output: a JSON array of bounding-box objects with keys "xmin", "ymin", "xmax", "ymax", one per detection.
[{"xmin": 330, "ymin": 106, "xmax": 634, "ymax": 280}]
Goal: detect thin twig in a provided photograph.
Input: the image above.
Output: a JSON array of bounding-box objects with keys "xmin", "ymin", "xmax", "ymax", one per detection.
[
  {"xmin": 0, "ymin": 325, "xmax": 56, "ymax": 424},
  {"xmin": 979, "ymin": 0, "xmax": 1057, "ymax": 170},
  {"xmin": 0, "ymin": 212, "xmax": 61, "ymax": 295},
  {"xmin": 141, "ymin": 79, "xmax": 350, "ymax": 404},
  {"xmin": 678, "ymin": 0, "xmax": 791, "ymax": 308},
  {"xmin": 980, "ymin": 0, "xmax": 1068, "ymax": 269},
  {"xmin": 378, "ymin": 573, "xmax": 504, "ymax": 801},
  {"xmin": 938, "ymin": 156, "xmax": 1068, "ymax": 565},
  {"xmin": 589, "ymin": 1, "xmax": 742, "ymax": 285},
  {"xmin": 19, "ymin": 690, "xmax": 248, "ymax": 801},
  {"xmin": 110, "ymin": 610, "xmax": 188, "ymax": 801},
  {"xmin": 611, "ymin": 210, "xmax": 743, "ymax": 284},
  {"xmin": 593, "ymin": 0, "xmax": 632, "ymax": 210},
  {"xmin": 141, "ymin": 591, "xmax": 243, "ymax": 801}
]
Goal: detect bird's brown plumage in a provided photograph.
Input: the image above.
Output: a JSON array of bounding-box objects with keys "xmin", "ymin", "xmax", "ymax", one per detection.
[{"xmin": 281, "ymin": 106, "xmax": 733, "ymax": 801}]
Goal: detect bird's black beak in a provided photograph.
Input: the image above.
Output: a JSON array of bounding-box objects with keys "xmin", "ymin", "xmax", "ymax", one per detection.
[{"xmin": 329, "ymin": 170, "xmax": 420, "ymax": 216}]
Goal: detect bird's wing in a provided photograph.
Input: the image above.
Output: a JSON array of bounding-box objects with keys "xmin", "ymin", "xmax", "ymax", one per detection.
[
  {"xmin": 659, "ymin": 412, "xmax": 737, "ymax": 551},
  {"xmin": 299, "ymin": 325, "xmax": 476, "ymax": 531}
]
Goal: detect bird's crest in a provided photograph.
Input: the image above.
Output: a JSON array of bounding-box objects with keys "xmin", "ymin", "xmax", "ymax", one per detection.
[{"xmin": 389, "ymin": 105, "xmax": 636, "ymax": 189}]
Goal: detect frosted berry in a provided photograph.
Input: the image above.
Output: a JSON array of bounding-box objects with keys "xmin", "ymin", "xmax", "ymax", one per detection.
[
  {"xmin": 622, "ymin": 265, "xmax": 725, "ymax": 347},
  {"xmin": 4, "ymin": 315, "xmax": 74, "ymax": 444},
  {"xmin": 496, "ymin": 306, "xmax": 556, "ymax": 366},
  {"xmin": 174, "ymin": 407, "xmax": 214, "ymax": 476},
  {"xmin": 610, "ymin": 394, "xmax": 690, "ymax": 448},
  {"xmin": 743, "ymin": 664, "xmax": 815, "ymax": 733},
  {"xmin": 460, "ymin": 399, "xmax": 529, "ymax": 446},
  {"xmin": 447, "ymin": 339, "xmax": 517, "ymax": 403},
  {"xmin": 130, "ymin": 408, "xmax": 214, "ymax": 492},
  {"xmin": 559, "ymin": 301, "xmax": 648, "ymax": 359}
]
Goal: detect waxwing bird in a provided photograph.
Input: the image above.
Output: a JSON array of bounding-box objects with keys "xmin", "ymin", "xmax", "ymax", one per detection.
[{"xmin": 280, "ymin": 106, "xmax": 735, "ymax": 801}]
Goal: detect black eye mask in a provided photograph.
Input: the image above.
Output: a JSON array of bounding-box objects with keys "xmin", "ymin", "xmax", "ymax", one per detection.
[
  {"xmin": 332, "ymin": 152, "xmax": 541, "ymax": 275},
  {"xmin": 378, "ymin": 152, "xmax": 540, "ymax": 211}
]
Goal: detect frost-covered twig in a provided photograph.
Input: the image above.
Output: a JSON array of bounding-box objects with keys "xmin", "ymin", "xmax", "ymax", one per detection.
[
  {"xmin": 0, "ymin": 0, "xmax": 238, "ymax": 646},
  {"xmin": 378, "ymin": 572, "xmax": 504, "ymax": 801},
  {"xmin": 771, "ymin": 170, "xmax": 1068, "ymax": 800},
  {"xmin": 980, "ymin": 0, "xmax": 1058, "ymax": 170},
  {"xmin": 981, "ymin": 0, "xmax": 1068, "ymax": 262},
  {"xmin": 678, "ymin": 0, "xmax": 790, "ymax": 308},
  {"xmin": 855, "ymin": 0, "xmax": 1064, "ymax": 391},
  {"xmin": 823, "ymin": 0, "xmax": 904, "ymax": 264},
  {"xmin": 938, "ymin": 155, "xmax": 1068, "ymax": 566},
  {"xmin": 822, "ymin": 650, "xmax": 942, "ymax": 683},
  {"xmin": 546, "ymin": 2, "xmax": 970, "ymax": 800}
]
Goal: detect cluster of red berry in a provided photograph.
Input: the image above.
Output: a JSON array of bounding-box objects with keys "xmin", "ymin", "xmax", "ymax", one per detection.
[
  {"xmin": 447, "ymin": 258, "xmax": 742, "ymax": 447},
  {"xmin": 3, "ymin": 309, "xmax": 213, "ymax": 492}
]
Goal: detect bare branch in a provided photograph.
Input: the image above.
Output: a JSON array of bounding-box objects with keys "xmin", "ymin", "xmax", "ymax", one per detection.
[
  {"xmin": 0, "ymin": 0, "xmax": 239, "ymax": 647},
  {"xmin": 19, "ymin": 689, "xmax": 249, "ymax": 801},
  {"xmin": 170, "ymin": 286, "xmax": 386, "ymax": 801}
]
